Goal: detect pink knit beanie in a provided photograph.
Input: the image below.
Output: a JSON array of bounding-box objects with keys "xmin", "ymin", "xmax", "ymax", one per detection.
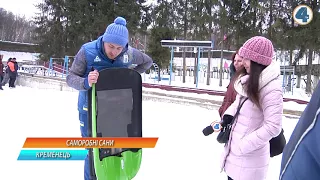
[{"xmin": 238, "ymin": 36, "xmax": 274, "ymax": 66}]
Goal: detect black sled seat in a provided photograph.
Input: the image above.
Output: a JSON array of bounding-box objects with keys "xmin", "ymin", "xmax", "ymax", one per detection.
[{"xmin": 87, "ymin": 68, "xmax": 143, "ymax": 179}]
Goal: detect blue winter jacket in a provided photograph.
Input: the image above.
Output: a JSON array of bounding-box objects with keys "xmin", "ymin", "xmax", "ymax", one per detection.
[
  {"xmin": 279, "ymin": 81, "xmax": 320, "ymax": 180},
  {"xmin": 66, "ymin": 36, "xmax": 153, "ymax": 114}
]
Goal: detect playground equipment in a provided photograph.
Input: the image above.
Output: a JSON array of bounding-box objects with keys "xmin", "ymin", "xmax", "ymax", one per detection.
[
  {"xmin": 48, "ymin": 56, "xmax": 74, "ymax": 77},
  {"xmin": 142, "ymin": 62, "xmax": 161, "ymax": 83},
  {"xmin": 48, "ymin": 57, "xmax": 64, "ymax": 76},
  {"xmin": 151, "ymin": 63, "xmax": 161, "ymax": 82},
  {"xmin": 63, "ymin": 56, "xmax": 74, "ymax": 77},
  {"xmin": 280, "ymin": 65, "xmax": 295, "ymax": 95},
  {"xmin": 160, "ymin": 40, "xmax": 213, "ymax": 88}
]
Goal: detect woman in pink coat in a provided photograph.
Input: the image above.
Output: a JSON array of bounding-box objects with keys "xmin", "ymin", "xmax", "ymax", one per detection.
[{"xmin": 219, "ymin": 36, "xmax": 283, "ymax": 180}]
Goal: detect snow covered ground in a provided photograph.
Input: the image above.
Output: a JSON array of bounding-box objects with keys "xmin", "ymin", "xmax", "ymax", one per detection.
[
  {"xmin": 1, "ymin": 86, "xmax": 300, "ymax": 180},
  {"xmin": 0, "ymin": 50, "xmax": 39, "ymax": 63}
]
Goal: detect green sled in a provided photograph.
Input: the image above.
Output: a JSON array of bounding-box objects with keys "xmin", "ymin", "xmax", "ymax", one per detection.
[{"xmin": 89, "ymin": 68, "xmax": 143, "ymax": 180}]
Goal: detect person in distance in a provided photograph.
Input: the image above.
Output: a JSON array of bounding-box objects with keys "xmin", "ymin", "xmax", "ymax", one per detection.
[
  {"xmin": 202, "ymin": 51, "xmax": 243, "ymax": 135},
  {"xmin": 218, "ymin": 50, "xmax": 244, "ymax": 118}
]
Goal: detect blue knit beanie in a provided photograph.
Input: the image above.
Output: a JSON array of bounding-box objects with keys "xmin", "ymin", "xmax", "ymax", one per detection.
[{"xmin": 102, "ymin": 17, "xmax": 129, "ymax": 48}]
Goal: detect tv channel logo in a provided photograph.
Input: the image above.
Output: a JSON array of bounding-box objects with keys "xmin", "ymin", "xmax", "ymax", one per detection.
[{"xmin": 293, "ymin": 5, "xmax": 313, "ymax": 25}]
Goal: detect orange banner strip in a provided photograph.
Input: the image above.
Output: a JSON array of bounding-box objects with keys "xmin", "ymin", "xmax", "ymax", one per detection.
[{"xmin": 22, "ymin": 137, "xmax": 158, "ymax": 148}]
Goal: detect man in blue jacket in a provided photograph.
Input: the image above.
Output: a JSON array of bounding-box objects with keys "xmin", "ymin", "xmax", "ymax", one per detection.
[
  {"xmin": 66, "ymin": 16, "xmax": 153, "ymax": 180},
  {"xmin": 279, "ymin": 81, "xmax": 320, "ymax": 180}
]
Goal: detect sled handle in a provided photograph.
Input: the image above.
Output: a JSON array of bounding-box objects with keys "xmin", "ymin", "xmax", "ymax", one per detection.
[
  {"xmin": 91, "ymin": 66, "xmax": 97, "ymax": 138},
  {"xmin": 91, "ymin": 83, "xmax": 102, "ymax": 179},
  {"xmin": 92, "ymin": 83, "xmax": 97, "ymax": 138}
]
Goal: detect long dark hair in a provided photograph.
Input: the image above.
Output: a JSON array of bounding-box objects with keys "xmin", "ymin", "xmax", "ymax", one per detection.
[
  {"xmin": 229, "ymin": 50, "xmax": 239, "ymax": 79},
  {"xmin": 233, "ymin": 61, "xmax": 267, "ymax": 107},
  {"xmin": 230, "ymin": 52, "xmax": 237, "ymax": 71}
]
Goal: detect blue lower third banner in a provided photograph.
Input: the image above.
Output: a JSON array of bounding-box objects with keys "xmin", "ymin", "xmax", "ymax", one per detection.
[{"xmin": 17, "ymin": 149, "xmax": 88, "ymax": 160}]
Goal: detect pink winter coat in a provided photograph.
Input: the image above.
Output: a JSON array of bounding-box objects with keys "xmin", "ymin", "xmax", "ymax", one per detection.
[{"xmin": 220, "ymin": 61, "xmax": 283, "ymax": 180}]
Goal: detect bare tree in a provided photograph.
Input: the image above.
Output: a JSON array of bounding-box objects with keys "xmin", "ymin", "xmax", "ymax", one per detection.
[{"xmin": 0, "ymin": 8, "xmax": 36, "ymax": 43}]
